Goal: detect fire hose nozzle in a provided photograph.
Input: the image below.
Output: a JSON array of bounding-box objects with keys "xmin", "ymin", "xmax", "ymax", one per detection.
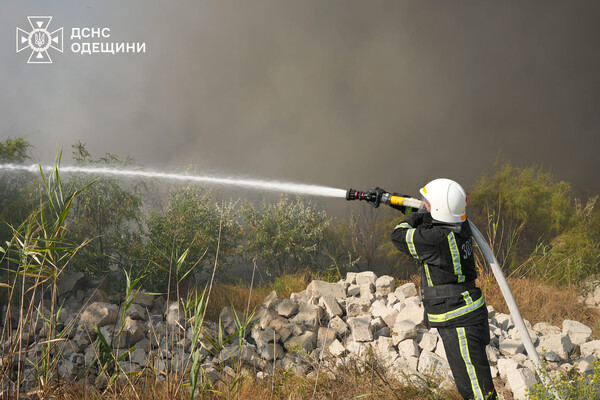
[
  {"xmin": 346, "ymin": 188, "xmax": 383, "ymax": 207},
  {"xmin": 347, "ymin": 188, "xmax": 424, "ymax": 210}
]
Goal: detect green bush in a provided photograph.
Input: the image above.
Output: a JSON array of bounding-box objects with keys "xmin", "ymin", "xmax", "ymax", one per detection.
[
  {"xmin": 0, "ymin": 137, "xmax": 39, "ymax": 246},
  {"xmin": 66, "ymin": 142, "xmax": 146, "ymax": 276},
  {"xmin": 469, "ymin": 159, "xmax": 575, "ymax": 271},
  {"xmin": 524, "ymin": 196, "xmax": 600, "ymax": 285},
  {"xmin": 468, "ymin": 159, "xmax": 600, "ymax": 285},
  {"xmin": 242, "ymin": 196, "xmax": 329, "ymax": 276},
  {"xmin": 143, "ymin": 185, "xmax": 240, "ymax": 291}
]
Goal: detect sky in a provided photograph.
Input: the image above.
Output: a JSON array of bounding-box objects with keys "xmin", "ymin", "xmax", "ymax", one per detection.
[{"xmin": 1, "ymin": 1, "xmax": 599, "ymax": 211}]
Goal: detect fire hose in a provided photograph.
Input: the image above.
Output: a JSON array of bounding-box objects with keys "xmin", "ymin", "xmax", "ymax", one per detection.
[{"xmin": 347, "ymin": 187, "xmax": 560, "ymax": 399}]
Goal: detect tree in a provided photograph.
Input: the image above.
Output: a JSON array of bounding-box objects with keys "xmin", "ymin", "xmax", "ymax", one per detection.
[
  {"xmin": 242, "ymin": 196, "xmax": 329, "ymax": 276},
  {"xmin": 468, "ymin": 158, "xmax": 575, "ymax": 271},
  {"xmin": 0, "ymin": 137, "xmax": 38, "ymax": 244},
  {"xmin": 66, "ymin": 142, "xmax": 146, "ymax": 276},
  {"xmin": 143, "ymin": 185, "xmax": 240, "ymax": 291}
]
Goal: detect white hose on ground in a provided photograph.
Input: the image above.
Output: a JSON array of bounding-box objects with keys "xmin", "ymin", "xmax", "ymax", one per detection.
[{"xmin": 468, "ymin": 220, "xmax": 561, "ymax": 400}]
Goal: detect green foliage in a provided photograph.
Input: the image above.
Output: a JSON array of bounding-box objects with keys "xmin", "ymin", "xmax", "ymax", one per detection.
[
  {"xmin": 143, "ymin": 185, "xmax": 240, "ymax": 291},
  {"xmin": 0, "ymin": 137, "xmax": 31, "ymax": 163},
  {"xmin": 241, "ymin": 196, "xmax": 329, "ymax": 276},
  {"xmin": 0, "ymin": 137, "xmax": 38, "ymax": 246},
  {"xmin": 469, "ymin": 159, "xmax": 575, "ymax": 271},
  {"xmin": 67, "ymin": 142, "xmax": 146, "ymax": 276},
  {"xmin": 325, "ymin": 207, "xmax": 413, "ymax": 279},
  {"xmin": 524, "ymin": 196, "xmax": 600, "ymax": 285},
  {"xmin": 527, "ymin": 360, "xmax": 600, "ymax": 399}
]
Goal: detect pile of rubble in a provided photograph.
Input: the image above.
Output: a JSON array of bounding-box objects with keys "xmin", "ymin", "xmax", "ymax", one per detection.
[{"xmin": 2, "ymin": 271, "xmax": 599, "ymax": 399}]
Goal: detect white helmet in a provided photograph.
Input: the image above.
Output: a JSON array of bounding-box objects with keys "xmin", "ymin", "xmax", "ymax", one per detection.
[{"xmin": 419, "ymin": 178, "xmax": 467, "ymax": 223}]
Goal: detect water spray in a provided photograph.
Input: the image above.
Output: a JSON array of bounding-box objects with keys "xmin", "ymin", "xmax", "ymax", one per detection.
[
  {"xmin": 0, "ymin": 163, "xmax": 347, "ymax": 199},
  {"xmin": 347, "ymin": 187, "xmax": 560, "ymax": 399}
]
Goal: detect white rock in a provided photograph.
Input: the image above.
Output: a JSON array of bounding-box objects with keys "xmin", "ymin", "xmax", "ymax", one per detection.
[
  {"xmin": 329, "ymin": 315, "xmax": 350, "ymax": 338},
  {"xmin": 347, "ymin": 284, "xmax": 360, "ymax": 297},
  {"xmin": 285, "ymin": 331, "xmax": 317, "ymax": 353},
  {"xmin": 370, "ymin": 317, "xmax": 385, "ymax": 333},
  {"xmin": 80, "ymin": 302, "xmax": 119, "ymax": 328},
  {"xmin": 360, "ymin": 283, "xmax": 375, "ymax": 303},
  {"xmin": 355, "ymin": 271, "xmax": 377, "ymax": 286},
  {"xmin": 485, "ymin": 345, "xmax": 499, "ymax": 363},
  {"xmin": 291, "ymin": 303, "xmax": 323, "ymax": 327},
  {"xmin": 533, "ymin": 322, "xmax": 562, "ymax": 336},
  {"xmin": 417, "ymin": 349, "xmax": 451, "ymax": 379},
  {"xmin": 263, "ymin": 290, "xmax": 282, "ymax": 310},
  {"xmin": 329, "ymin": 339, "xmax": 346, "ymax": 357},
  {"xmin": 369, "ymin": 299, "xmax": 389, "ymax": 319},
  {"xmin": 435, "ymin": 340, "xmax": 447, "ymax": 360},
  {"xmin": 348, "ymin": 315, "xmax": 373, "ymax": 342},
  {"xmin": 346, "ymin": 272, "xmax": 357, "ymax": 285},
  {"xmin": 419, "ymin": 332, "xmax": 438, "ymax": 353},
  {"xmin": 392, "ymin": 320, "xmax": 417, "ymax": 345},
  {"xmin": 594, "ymin": 285, "xmax": 600, "ymax": 305},
  {"xmin": 345, "ymin": 340, "xmax": 369, "ymax": 357},
  {"xmin": 319, "ymin": 295, "xmax": 343, "ymax": 318},
  {"xmin": 499, "ymin": 338, "xmax": 525, "ymax": 356},
  {"xmin": 562, "ymin": 319, "xmax": 592, "ymax": 346},
  {"xmin": 537, "ymin": 334, "xmax": 575, "ymax": 361},
  {"xmin": 575, "ymin": 354, "xmax": 597, "ymax": 374},
  {"xmin": 317, "ymin": 327, "xmax": 337, "ymax": 348},
  {"xmin": 580, "ymin": 339, "xmax": 600, "ymax": 358},
  {"xmin": 387, "ymin": 293, "xmax": 399, "ymax": 306},
  {"xmin": 307, "ymin": 280, "xmax": 346, "ymax": 299},
  {"xmin": 380, "ymin": 308, "xmax": 399, "ymax": 329},
  {"xmin": 506, "ymin": 368, "xmax": 536, "ymax": 400},
  {"xmin": 130, "ymin": 347, "xmax": 148, "ymax": 367},
  {"xmin": 497, "ymin": 358, "xmax": 519, "ymax": 380},
  {"xmin": 396, "ymin": 283, "xmax": 417, "ymax": 298},
  {"xmin": 399, "ymin": 301, "xmax": 424, "ymax": 326},
  {"xmin": 375, "ymin": 276, "xmax": 395, "ymax": 295},
  {"xmin": 392, "ymin": 354, "xmax": 419, "ymax": 373},
  {"xmin": 346, "ymin": 297, "xmax": 371, "ymax": 318},
  {"xmin": 398, "ymin": 339, "xmax": 420, "ymax": 359},
  {"xmin": 492, "ymin": 313, "xmax": 514, "ymax": 332},
  {"xmin": 277, "ymin": 299, "xmax": 299, "ymax": 318},
  {"xmin": 490, "ymin": 366, "xmax": 499, "ymax": 378}
]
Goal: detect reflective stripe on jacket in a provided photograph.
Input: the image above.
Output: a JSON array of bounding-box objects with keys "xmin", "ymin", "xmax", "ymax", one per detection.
[{"xmin": 391, "ymin": 212, "xmax": 488, "ymax": 328}]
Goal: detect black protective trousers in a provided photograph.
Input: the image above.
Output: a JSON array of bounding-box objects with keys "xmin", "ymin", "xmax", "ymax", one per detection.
[{"xmin": 438, "ymin": 322, "xmax": 497, "ymax": 400}]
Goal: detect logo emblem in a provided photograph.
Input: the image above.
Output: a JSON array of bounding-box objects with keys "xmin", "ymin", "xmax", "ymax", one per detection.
[{"xmin": 16, "ymin": 17, "xmax": 63, "ymax": 64}]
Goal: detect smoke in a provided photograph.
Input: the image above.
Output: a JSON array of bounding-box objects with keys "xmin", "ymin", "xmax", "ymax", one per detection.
[{"xmin": 1, "ymin": 0, "xmax": 599, "ymax": 208}]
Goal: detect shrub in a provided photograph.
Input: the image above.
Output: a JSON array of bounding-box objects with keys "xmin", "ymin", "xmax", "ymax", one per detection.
[
  {"xmin": 241, "ymin": 196, "xmax": 329, "ymax": 277},
  {"xmin": 143, "ymin": 185, "xmax": 240, "ymax": 291},
  {"xmin": 469, "ymin": 159, "xmax": 575, "ymax": 272},
  {"xmin": 523, "ymin": 196, "xmax": 600, "ymax": 285},
  {"xmin": 66, "ymin": 142, "xmax": 146, "ymax": 276}
]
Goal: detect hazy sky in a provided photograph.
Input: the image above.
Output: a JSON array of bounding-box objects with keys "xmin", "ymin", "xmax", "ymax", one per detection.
[{"xmin": 2, "ymin": 1, "xmax": 599, "ymax": 207}]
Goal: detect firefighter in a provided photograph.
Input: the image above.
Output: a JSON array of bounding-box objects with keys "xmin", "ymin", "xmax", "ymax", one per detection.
[{"xmin": 387, "ymin": 178, "xmax": 497, "ymax": 400}]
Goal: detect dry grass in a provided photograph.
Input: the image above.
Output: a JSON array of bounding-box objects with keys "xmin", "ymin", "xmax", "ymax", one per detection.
[
  {"xmin": 47, "ymin": 364, "xmax": 464, "ymax": 400},
  {"xmin": 203, "ymin": 270, "xmax": 312, "ymax": 322},
  {"xmin": 477, "ymin": 267, "xmax": 600, "ymax": 338}
]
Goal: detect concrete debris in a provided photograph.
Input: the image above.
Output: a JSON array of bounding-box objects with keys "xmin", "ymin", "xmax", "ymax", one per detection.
[{"xmin": 4, "ymin": 270, "xmax": 598, "ymax": 400}]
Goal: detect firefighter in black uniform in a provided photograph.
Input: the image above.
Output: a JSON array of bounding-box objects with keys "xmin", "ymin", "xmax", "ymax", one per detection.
[{"xmin": 387, "ymin": 178, "xmax": 497, "ymax": 400}]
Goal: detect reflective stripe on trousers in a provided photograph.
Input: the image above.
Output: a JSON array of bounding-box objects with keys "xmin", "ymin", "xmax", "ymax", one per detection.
[{"xmin": 438, "ymin": 323, "xmax": 497, "ymax": 400}]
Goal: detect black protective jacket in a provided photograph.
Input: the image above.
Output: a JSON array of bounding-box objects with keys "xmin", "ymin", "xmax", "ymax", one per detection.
[{"xmin": 391, "ymin": 211, "xmax": 488, "ymax": 328}]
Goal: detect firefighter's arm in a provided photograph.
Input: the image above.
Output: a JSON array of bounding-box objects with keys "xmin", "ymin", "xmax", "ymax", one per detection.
[{"xmin": 390, "ymin": 217, "xmax": 438, "ymax": 260}]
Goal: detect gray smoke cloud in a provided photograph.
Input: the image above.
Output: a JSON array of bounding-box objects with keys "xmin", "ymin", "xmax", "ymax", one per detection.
[{"xmin": 1, "ymin": 1, "xmax": 599, "ymax": 212}]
